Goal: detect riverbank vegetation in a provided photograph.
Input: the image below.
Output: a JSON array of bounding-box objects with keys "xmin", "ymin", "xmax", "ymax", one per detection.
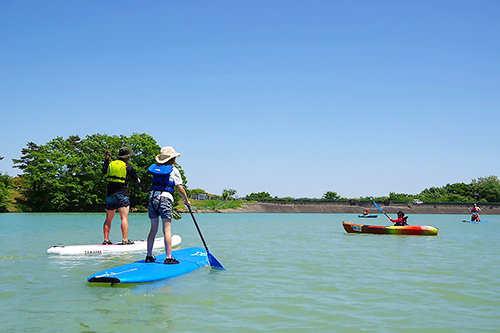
[
  {"xmin": 1, "ymin": 134, "xmax": 499, "ymax": 212},
  {"xmin": 1, "ymin": 133, "xmax": 187, "ymax": 212}
]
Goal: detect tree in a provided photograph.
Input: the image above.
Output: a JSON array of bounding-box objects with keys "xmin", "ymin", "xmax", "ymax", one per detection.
[
  {"xmin": 0, "ymin": 171, "xmax": 11, "ymax": 212},
  {"xmin": 0, "ymin": 156, "xmax": 8, "ymax": 211},
  {"xmin": 416, "ymin": 177, "xmax": 500, "ymax": 203},
  {"xmin": 188, "ymin": 188, "xmax": 207, "ymax": 197},
  {"xmin": 470, "ymin": 176, "xmax": 500, "ymax": 202},
  {"xmin": 388, "ymin": 192, "xmax": 413, "ymax": 201},
  {"xmin": 222, "ymin": 189, "xmax": 237, "ymax": 200},
  {"xmin": 12, "ymin": 133, "xmax": 185, "ymax": 212},
  {"xmin": 323, "ymin": 191, "xmax": 340, "ymax": 200},
  {"xmin": 418, "ymin": 186, "xmax": 450, "ymax": 201},
  {"xmin": 443, "ymin": 182, "xmax": 471, "ymax": 198},
  {"xmin": 246, "ymin": 192, "xmax": 272, "ymax": 199}
]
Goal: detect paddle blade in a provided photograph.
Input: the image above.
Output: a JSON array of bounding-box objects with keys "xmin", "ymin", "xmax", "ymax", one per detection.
[
  {"xmin": 372, "ymin": 200, "xmax": 384, "ymax": 213},
  {"xmin": 208, "ymin": 252, "xmax": 225, "ymax": 270}
]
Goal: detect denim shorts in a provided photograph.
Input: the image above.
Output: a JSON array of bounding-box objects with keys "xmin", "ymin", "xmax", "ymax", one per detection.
[
  {"xmin": 106, "ymin": 194, "xmax": 130, "ymax": 210},
  {"xmin": 148, "ymin": 195, "xmax": 173, "ymax": 219}
]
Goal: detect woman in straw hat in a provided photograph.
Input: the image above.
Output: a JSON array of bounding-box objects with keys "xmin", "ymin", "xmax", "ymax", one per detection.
[{"xmin": 145, "ymin": 146, "xmax": 191, "ymax": 264}]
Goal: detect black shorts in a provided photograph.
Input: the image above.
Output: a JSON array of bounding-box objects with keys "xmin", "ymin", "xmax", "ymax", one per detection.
[{"xmin": 105, "ymin": 194, "xmax": 130, "ymax": 210}]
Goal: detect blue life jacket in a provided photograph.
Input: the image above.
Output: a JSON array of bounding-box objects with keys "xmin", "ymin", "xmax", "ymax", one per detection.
[{"xmin": 148, "ymin": 164, "xmax": 175, "ymax": 195}]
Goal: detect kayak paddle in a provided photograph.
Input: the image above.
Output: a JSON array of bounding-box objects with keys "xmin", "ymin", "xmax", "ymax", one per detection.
[
  {"xmin": 372, "ymin": 199, "xmax": 391, "ymax": 220},
  {"xmin": 188, "ymin": 206, "xmax": 225, "ymax": 270}
]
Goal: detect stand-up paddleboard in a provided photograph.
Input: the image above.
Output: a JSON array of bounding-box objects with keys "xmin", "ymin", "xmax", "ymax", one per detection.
[
  {"xmin": 47, "ymin": 235, "xmax": 182, "ymax": 255},
  {"xmin": 87, "ymin": 247, "xmax": 208, "ymax": 284},
  {"xmin": 463, "ymin": 220, "xmax": 488, "ymax": 223}
]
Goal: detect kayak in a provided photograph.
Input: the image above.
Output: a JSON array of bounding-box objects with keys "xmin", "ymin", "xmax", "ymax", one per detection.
[
  {"xmin": 342, "ymin": 221, "xmax": 438, "ymax": 236},
  {"xmin": 463, "ymin": 220, "xmax": 488, "ymax": 223},
  {"xmin": 47, "ymin": 235, "xmax": 182, "ymax": 255},
  {"xmin": 87, "ymin": 247, "xmax": 208, "ymax": 284},
  {"xmin": 358, "ymin": 215, "xmax": 378, "ymax": 218}
]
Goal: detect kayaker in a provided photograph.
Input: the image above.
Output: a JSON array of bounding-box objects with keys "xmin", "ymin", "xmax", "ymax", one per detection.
[
  {"xmin": 102, "ymin": 147, "xmax": 145, "ymax": 245},
  {"xmin": 145, "ymin": 146, "xmax": 191, "ymax": 265},
  {"xmin": 363, "ymin": 209, "xmax": 370, "ymax": 216},
  {"xmin": 389, "ymin": 211, "xmax": 408, "ymax": 226},
  {"xmin": 469, "ymin": 203, "xmax": 481, "ymax": 222}
]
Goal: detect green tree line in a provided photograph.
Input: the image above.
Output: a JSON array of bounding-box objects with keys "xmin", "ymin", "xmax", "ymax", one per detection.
[
  {"xmin": 246, "ymin": 177, "xmax": 500, "ymax": 204},
  {"xmin": 0, "ymin": 156, "xmax": 12, "ymax": 212},
  {"xmin": 3, "ymin": 133, "xmax": 187, "ymax": 212},
  {"xmin": 1, "ymin": 134, "xmax": 499, "ymax": 212},
  {"xmin": 383, "ymin": 175, "xmax": 500, "ymax": 203}
]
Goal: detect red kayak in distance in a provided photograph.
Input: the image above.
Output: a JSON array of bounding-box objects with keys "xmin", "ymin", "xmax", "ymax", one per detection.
[{"xmin": 342, "ymin": 221, "xmax": 438, "ymax": 236}]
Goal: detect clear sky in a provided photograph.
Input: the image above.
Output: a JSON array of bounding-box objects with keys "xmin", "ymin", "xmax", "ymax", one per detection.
[{"xmin": 1, "ymin": 0, "xmax": 499, "ymax": 199}]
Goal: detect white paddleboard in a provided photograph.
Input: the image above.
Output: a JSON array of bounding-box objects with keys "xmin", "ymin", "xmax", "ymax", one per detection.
[{"xmin": 47, "ymin": 235, "xmax": 182, "ymax": 255}]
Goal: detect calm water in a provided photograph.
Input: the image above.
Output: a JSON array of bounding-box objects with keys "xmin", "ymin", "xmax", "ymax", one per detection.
[{"xmin": 0, "ymin": 213, "xmax": 499, "ymax": 332}]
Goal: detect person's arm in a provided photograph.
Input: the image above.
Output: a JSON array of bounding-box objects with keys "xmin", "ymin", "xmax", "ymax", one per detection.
[
  {"xmin": 127, "ymin": 166, "xmax": 148, "ymax": 192},
  {"xmin": 127, "ymin": 165, "xmax": 140, "ymax": 184},
  {"xmin": 176, "ymin": 185, "xmax": 191, "ymax": 207},
  {"xmin": 389, "ymin": 217, "xmax": 402, "ymax": 223},
  {"xmin": 102, "ymin": 152, "xmax": 111, "ymax": 174}
]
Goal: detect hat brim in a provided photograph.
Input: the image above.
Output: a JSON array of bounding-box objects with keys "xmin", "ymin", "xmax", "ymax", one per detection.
[{"xmin": 155, "ymin": 153, "xmax": 180, "ymax": 164}]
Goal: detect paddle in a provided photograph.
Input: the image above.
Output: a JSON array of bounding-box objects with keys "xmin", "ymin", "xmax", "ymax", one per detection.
[
  {"xmin": 371, "ymin": 198, "xmax": 391, "ymax": 221},
  {"xmin": 372, "ymin": 199, "xmax": 409, "ymax": 226},
  {"xmin": 188, "ymin": 206, "xmax": 225, "ymax": 270}
]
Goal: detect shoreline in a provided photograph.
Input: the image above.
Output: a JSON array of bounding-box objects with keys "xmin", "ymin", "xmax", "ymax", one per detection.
[{"xmin": 194, "ymin": 202, "xmax": 500, "ymax": 215}]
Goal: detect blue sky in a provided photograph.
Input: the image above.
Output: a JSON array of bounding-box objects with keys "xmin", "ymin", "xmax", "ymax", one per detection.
[{"xmin": 1, "ymin": 0, "xmax": 499, "ymax": 199}]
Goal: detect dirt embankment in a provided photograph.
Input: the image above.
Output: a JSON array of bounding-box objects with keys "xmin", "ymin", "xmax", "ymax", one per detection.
[{"xmin": 215, "ymin": 202, "xmax": 500, "ymax": 215}]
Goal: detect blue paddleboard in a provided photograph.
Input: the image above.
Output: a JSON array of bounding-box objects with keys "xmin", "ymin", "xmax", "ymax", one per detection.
[
  {"xmin": 462, "ymin": 220, "xmax": 488, "ymax": 223},
  {"xmin": 87, "ymin": 247, "xmax": 208, "ymax": 284}
]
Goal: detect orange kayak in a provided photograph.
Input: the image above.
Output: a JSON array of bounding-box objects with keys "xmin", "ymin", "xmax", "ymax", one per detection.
[{"xmin": 342, "ymin": 221, "xmax": 438, "ymax": 236}]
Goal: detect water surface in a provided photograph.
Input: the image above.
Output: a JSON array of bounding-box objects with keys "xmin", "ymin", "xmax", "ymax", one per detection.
[{"xmin": 0, "ymin": 213, "xmax": 499, "ymax": 332}]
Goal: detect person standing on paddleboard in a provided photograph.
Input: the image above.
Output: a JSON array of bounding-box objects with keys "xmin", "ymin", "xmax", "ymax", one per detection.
[
  {"xmin": 102, "ymin": 147, "xmax": 144, "ymax": 245},
  {"xmin": 469, "ymin": 203, "xmax": 481, "ymax": 222},
  {"xmin": 145, "ymin": 146, "xmax": 191, "ymax": 264}
]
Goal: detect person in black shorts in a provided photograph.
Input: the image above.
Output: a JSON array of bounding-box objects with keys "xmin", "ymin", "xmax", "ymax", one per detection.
[{"xmin": 102, "ymin": 147, "xmax": 144, "ymax": 245}]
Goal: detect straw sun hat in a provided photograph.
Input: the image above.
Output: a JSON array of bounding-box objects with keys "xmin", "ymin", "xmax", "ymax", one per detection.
[{"xmin": 155, "ymin": 146, "xmax": 181, "ymax": 164}]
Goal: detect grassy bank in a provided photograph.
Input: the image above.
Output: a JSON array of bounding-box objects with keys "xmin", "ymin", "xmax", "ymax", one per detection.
[{"xmin": 175, "ymin": 199, "xmax": 244, "ymax": 212}]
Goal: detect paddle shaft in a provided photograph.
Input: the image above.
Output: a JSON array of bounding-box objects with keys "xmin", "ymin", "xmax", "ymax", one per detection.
[
  {"xmin": 187, "ymin": 205, "xmax": 225, "ymax": 270},
  {"xmin": 372, "ymin": 199, "xmax": 391, "ymax": 221},
  {"xmin": 188, "ymin": 206, "xmax": 210, "ymax": 251}
]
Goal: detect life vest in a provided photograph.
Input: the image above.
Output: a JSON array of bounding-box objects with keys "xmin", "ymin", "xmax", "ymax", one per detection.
[
  {"xmin": 393, "ymin": 216, "xmax": 409, "ymax": 226},
  {"xmin": 402, "ymin": 216, "xmax": 409, "ymax": 225},
  {"xmin": 148, "ymin": 164, "xmax": 175, "ymax": 195},
  {"xmin": 471, "ymin": 207, "xmax": 479, "ymax": 213},
  {"xmin": 107, "ymin": 160, "xmax": 127, "ymax": 183}
]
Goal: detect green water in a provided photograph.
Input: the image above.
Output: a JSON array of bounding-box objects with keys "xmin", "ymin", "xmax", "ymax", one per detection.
[{"xmin": 0, "ymin": 213, "xmax": 499, "ymax": 332}]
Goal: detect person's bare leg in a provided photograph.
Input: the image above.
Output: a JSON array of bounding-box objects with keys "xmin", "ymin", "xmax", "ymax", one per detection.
[
  {"xmin": 162, "ymin": 218, "xmax": 173, "ymax": 258},
  {"xmin": 103, "ymin": 209, "xmax": 116, "ymax": 243},
  {"xmin": 118, "ymin": 206, "xmax": 130, "ymax": 242},
  {"xmin": 147, "ymin": 217, "xmax": 159, "ymax": 257}
]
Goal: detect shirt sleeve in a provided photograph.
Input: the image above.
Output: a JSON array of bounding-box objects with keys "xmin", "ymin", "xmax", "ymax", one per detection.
[
  {"xmin": 127, "ymin": 165, "xmax": 140, "ymax": 184},
  {"xmin": 102, "ymin": 159, "xmax": 110, "ymax": 174},
  {"xmin": 171, "ymin": 167, "xmax": 183, "ymax": 186}
]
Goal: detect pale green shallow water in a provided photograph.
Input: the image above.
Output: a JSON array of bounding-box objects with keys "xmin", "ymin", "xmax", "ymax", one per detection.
[{"xmin": 0, "ymin": 213, "xmax": 499, "ymax": 332}]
